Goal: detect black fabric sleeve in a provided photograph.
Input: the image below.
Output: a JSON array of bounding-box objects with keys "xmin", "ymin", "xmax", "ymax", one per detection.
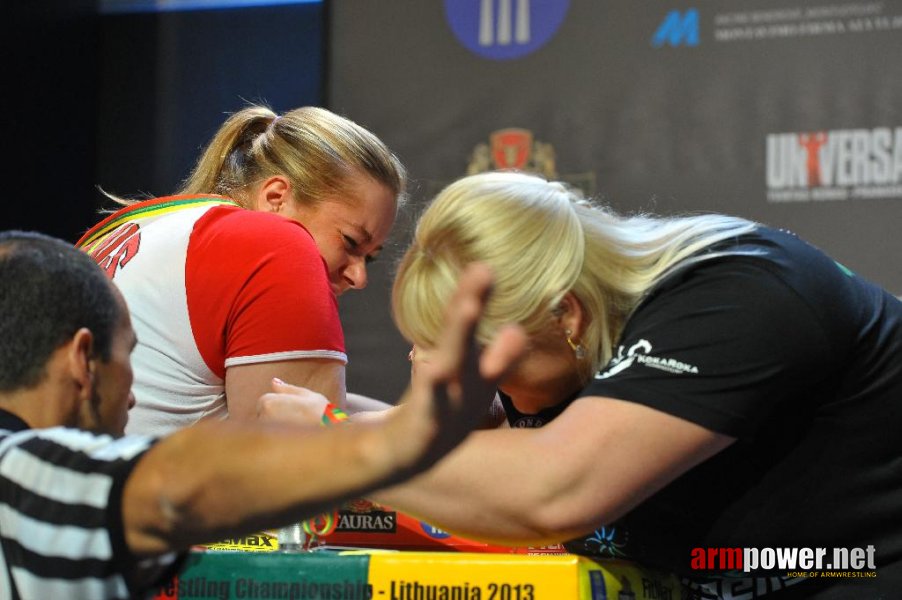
[{"xmin": 582, "ymin": 258, "xmax": 834, "ymax": 438}]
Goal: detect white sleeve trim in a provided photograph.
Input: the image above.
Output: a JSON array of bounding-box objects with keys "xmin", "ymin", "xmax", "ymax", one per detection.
[{"xmin": 224, "ymin": 350, "xmax": 348, "ymax": 368}]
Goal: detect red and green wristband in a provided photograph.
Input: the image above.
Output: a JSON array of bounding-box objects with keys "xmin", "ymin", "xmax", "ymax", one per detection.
[
  {"xmin": 321, "ymin": 402, "xmax": 349, "ymax": 425},
  {"xmin": 298, "ymin": 403, "xmax": 345, "ymax": 545}
]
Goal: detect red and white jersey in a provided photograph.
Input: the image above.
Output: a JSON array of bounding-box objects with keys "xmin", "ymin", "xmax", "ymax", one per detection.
[{"xmin": 77, "ymin": 196, "xmax": 345, "ymax": 436}]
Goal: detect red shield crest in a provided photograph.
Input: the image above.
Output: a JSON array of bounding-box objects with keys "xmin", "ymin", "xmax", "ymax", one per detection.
[{"xmin": 491, "ymin": 128, "xmax": 533, "ymax": 170}]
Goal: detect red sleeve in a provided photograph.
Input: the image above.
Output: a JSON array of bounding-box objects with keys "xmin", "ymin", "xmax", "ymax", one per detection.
[{"xmin": 185, "ymin": 207, "xmax": 345, "ymax": 379}]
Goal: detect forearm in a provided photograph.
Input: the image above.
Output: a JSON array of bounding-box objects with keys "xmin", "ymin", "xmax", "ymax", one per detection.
[
  {"xmin": 124, "ymin": 419, "xmax": 415, "ymax": 554},
  {"xmin": 348, "ymin": 405, "xmax": 397, "ymax": 424},
  {"xmin": 346, "ymin": 392, "xmax": 393, "ymax": 414},
  {"xmin": 375, "ymin": 398, "xmax": 736, "ymax": 547},
  {"xmin": 372, "ymin": 429, "xmax": 597, "ymax": 546}
]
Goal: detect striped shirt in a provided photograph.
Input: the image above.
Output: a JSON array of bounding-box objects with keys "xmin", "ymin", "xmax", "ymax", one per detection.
[{"xmin": 0, "ymin": 409, "xmax": 182, "ymax": 599}]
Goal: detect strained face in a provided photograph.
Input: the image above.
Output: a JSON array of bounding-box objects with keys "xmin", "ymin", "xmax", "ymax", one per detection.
[{"xmin": 285, "ymin": 174, "xmax": 396, "ymax": 296}]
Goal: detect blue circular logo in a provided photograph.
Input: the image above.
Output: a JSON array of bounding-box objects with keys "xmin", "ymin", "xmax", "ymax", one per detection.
[
  {"xmin": 419, "ymin": 521, "xmax": 452, "ymax": 539},
  {"xmin": 444, "ymin": 0, "xmax": 570, "ymax": 61}
]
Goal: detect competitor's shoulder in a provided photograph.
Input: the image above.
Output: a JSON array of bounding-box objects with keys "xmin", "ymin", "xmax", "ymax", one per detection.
[{"xmin": 195, "ymin": 206, "xmax": 317, "ymax": 251}]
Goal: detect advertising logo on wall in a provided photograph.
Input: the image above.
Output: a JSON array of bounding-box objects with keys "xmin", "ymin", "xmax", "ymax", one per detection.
[
  {"xmin": 648, "ymin": 3, "xmax": 902, "ymax": 47},
  {"xmin": 766, "ymin": 128, "xmax": 902, "ymax": 202},
  {"xmin": 466, "ymin": 128, "xmax": 596, "ymax": 193},
  {"xmin": 651, "ymin": 8, "xmax": 700, "ymax": 48},
  {"xmin": 444, "ymin": 0, "xmax": 570, "ymax": 60},
  {"xmin": 714, "ymin": 3, "xmax": 901, "ymax": 42}
]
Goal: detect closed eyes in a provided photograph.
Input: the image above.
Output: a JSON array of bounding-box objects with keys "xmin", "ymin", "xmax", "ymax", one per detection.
[{"xmin": 344, "ymin": 234, "xmax": 379, "ymax": 264}]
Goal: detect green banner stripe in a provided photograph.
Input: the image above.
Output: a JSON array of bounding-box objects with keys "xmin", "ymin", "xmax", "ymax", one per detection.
[{"xmin": 172, "ymin": 552, "xmax": 371, "ymax": 599}]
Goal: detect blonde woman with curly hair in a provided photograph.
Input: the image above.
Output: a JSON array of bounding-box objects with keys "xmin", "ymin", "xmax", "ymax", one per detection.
[{"xmin": 380, "ymin": 171, "xmax": 902, "ymax": 597}]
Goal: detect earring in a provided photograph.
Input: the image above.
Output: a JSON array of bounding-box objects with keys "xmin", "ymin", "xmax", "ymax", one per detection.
[{"xmin": 565, "ymin": 329, "xmax": 587, "ymax": 360}]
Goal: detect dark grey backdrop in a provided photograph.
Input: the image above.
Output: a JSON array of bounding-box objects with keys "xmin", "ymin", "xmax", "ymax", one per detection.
[{"xmin": 328, "ymin": 0, "xmax": 902, "ymax": 402}]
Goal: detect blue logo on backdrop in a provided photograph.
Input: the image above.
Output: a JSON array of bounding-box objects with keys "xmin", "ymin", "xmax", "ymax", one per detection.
[
  {"xmin": 444, "ymin": 0, "xmax": 570, "ymax": 61},
  {"xmin": 651, "ymin": 9, "xmax": 700, "ymax": 47}
]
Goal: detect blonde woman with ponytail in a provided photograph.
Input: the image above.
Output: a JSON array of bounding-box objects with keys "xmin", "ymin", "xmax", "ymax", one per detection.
[
  {"xmin": 380, "ymin": 171, "xmax": 902, "ymax": 596},
  {"xmin": 77, "ymin": 105, "xmax": 406, "ymax": 436}
]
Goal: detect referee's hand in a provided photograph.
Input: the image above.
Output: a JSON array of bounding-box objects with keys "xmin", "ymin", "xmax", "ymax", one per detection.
[{"xmin": 387, "ymin": 262, "xmax": 527, "ymax": 474}]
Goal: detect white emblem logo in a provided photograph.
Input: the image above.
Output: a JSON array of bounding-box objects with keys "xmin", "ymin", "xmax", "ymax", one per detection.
[{"xmin": 595, "ymin": 339, "xmax": 699, "ymax": 379}]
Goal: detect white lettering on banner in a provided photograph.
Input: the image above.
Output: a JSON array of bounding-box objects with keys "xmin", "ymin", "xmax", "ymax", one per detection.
[
  {"xmin": 712, "ymin": 3, "xmax": 901, "ymax": 43},
  {"xmin": 767, "ymin": 128, "xmax": 902, "ymax": 188},
  {"xmin": 766, "ymin": 127, "xmax": 902, "ymax": 202},
  {"xmin": 336, "ymin": 511, "xmax": 396, "ymax": 532}
]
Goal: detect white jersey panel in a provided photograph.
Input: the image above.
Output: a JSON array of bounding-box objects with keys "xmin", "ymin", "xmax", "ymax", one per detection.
[{"xmin": 113, "ymin": 206, "xmax": 224, "ymax": 436}]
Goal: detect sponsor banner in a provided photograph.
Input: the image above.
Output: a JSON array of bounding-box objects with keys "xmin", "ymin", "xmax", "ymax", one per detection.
[
  {"xmin": 580, "ymin": 559, "xmax": 682, "ymax": 600},
  {"xmin": 199, "ymin": 532, "xmax": 280, "ymax": 553},
  {"xmin": 766, "ymin": 127, "xmax": 902, "ymax": 203},
  {"xmin": 152, "ymin": 550, "xmax": 679, "ymax": 599},
  {"xmin": 651, "ymin": 3, "xmax": 902, "ymax": 47},
  {"xmin": 321, "ymin": 500, "xmax": 568, "ymax": 554},
  {"xmin": 152, "ymin": 551, "xmax": 371, "ymax": 599},
  {"xmin": 193, "ymin": 501, "xmax": 570, "ymax": 555},
  {"xmin": 368, "ymin": 552, "xmax": 583, "ymax": 599},
  {"xmin": 713, "ymin": 3, "xmax": 902, "ymax": 43},
  {"xmin": 444, "ymin": 0, "xmax": 571, "ymax": 61},
  {"xmin": 367, "ymin": 552, "xmax": 680, "ymax": 600},
  {"xmin": 334, "ymin": 509, "xmax": 398, "ymax": 534}
]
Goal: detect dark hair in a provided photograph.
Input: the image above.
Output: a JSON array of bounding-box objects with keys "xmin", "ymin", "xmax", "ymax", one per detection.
[{"xmin": 0, "ymin": 231, "xmax": 120, "ymax": 391}]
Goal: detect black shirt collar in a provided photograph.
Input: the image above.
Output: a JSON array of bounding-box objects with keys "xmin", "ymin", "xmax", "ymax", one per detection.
[
  {"xmin": 498, "ymin": 390, "xmax": 580, "ymax": 428},
  {"xmin": 0, "ymin": 408, "xmax": 32, "ymax": 432}
]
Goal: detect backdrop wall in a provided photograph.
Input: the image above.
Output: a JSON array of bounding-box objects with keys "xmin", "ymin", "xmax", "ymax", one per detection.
[{"xmin": 327, "ymin": 0, "xmax": 902, "ymax": 402}]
